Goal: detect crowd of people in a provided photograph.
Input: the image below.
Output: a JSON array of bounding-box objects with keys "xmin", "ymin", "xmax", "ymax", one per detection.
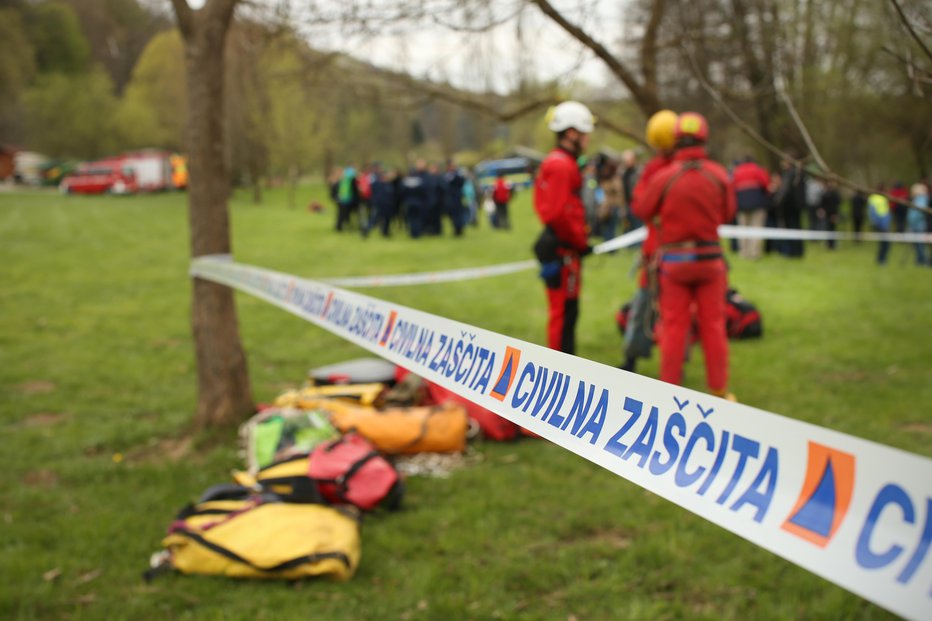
[
  {"xmin": 727, "ymin": 160, "xmax": 931, "ymax": 266},
  {"xmin": 581, "ymin": 146, "xmax": 931, "ymax": 267},
  {"xmin": 862, "ymin": 181, "xmax": 931, "ymax": 265},
  {"xmin": 322, "ymin": 100, "xmax": 928, "ymax": 403},
  {"xmin": 326, "ymin": 160, "xmax": 517, "ymax": 239}
]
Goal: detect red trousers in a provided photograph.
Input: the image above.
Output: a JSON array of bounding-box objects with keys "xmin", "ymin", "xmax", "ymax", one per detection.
[
  {"xmin": 545, "ymin": 257, "xmax": 581, "ymax": 354},
  {"xmin": 658, "ymin": 259, "xmax": 728, "ymax": 391}
]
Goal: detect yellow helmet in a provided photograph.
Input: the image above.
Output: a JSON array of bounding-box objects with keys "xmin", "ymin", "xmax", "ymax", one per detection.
[{"xmin": 645, "ymin": 110, "xmax": 678, "ymax": 151}]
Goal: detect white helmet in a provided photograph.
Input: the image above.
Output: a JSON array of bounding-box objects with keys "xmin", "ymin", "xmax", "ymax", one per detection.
[{"xmin": 547, "ymin": 101, "xmax": 595, "ymax": 133}]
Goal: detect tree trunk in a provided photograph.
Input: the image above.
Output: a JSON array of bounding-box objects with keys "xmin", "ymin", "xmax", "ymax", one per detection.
[
  {"xmin": 176, "ymin": 0, "xmax": 255, "ymax": 429},
  {"xmin": 731, "ymin": 0, "xmax": 782, "ymax": 168},
  {"xmin": 913, "ymin": 130, "xmax": 931, "ymax": 179}
]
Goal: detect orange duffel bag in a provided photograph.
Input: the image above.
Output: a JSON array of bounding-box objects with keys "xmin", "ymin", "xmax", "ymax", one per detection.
[{"xmin": 319, "ymin": 401, "xmax": 469, "ymax": 455}]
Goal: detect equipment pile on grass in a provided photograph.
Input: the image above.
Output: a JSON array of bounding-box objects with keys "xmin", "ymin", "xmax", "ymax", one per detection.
[{"xmin": 147, "ymin": 358, "xmax": 536, "ymax": 583}]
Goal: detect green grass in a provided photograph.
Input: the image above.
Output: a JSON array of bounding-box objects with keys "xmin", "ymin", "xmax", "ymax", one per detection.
[{"xmin": 1, "ymin": 184, "xmax": 929, "ymax": 620}]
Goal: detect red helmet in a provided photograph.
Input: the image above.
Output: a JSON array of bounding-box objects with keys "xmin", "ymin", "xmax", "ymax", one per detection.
[{"xmin": 675, "ymin": 112, "xmax": 709, "ymax": 143}]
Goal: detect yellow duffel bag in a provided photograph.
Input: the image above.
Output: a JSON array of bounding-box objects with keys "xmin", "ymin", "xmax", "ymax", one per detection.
[{"xmin": 157, "ymin": 499, "xmax": 361, "ymax": 581}]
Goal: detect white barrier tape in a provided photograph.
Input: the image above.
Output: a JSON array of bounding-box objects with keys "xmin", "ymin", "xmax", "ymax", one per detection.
[
  {"xmin": 191, "ymin": 255, "xmax": 931, "ymax": 619},
  {"xmin": 591, "ymin": 227, "xmax": 649, "ymax": 254},
  {"xmin": 319, "ymin": 225, "xmax": 927, "ymax": 290},
  {"xmin": 322, "ymin": 228, "xmax": 650, "ymax": 289},
  {"xmin": 323, "ymin": 260, "xmax": 537, "ymax": 288},
  {"xmin": 720, "ymin": 225, "xmax": 932, "ymax": 244}
]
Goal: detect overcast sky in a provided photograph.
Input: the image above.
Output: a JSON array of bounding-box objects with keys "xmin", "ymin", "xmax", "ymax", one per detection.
[
  {"xmin": 183, "ymin": 0, "xmax": 625, "ymax": 93},
  {"xmin": 314, "ymin": 2, "xmax": 624, "ymax": 94}
]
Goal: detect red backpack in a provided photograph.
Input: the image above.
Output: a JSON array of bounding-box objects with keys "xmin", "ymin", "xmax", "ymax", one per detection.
[
  {"xmin": 308, "ymin": 433, "xmax": 404, "ymax": 511},
  {"xmin": 725, "ymin": 289, "xmax": 763, "ymax": 339}
]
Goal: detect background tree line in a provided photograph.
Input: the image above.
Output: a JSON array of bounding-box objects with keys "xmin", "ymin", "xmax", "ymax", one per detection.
[
  {"xmin": 3, "ymin": 0, "xmax": 926, "ymax": 190},
  {"xmin": 1, "ymin": 0, "xmax": 626, "ymax": 198}
]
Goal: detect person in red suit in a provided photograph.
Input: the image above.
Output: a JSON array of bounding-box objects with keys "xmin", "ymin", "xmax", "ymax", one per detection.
[
  {"xmin": 633, "ymin": 112, "xmax": 737, "ymax": 401},
  {"xmin": 533, "ymin": 101, "xmax": 595, "ymax": 354},
  {"xmin": 621, "ymin": 109, "xmax": 679, "ymax": 372}
]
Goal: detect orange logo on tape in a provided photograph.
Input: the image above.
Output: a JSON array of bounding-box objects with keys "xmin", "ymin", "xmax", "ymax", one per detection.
[
  {"xmin": 490, "ymin": 346, "xmax": 522, "ymax": 402},
  {"xmin": 781, "ymin": 441, "xmax": 856, "ymax": 547}
]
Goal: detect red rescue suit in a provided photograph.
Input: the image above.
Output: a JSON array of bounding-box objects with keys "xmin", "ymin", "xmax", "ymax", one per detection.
[
  {"xmin": 534, "ymin": 147, "xmax": 589, "ymax": 353},
  {"xmin": 631, "ymin": 154, "xmax": 674, "ymax": 288},
  {"xmin": 634, "ymin": 146, "xmax": 737, "ymax": 391}
]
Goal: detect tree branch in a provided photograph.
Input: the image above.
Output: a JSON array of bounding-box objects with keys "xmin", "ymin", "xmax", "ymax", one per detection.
[
  {"xmin": 383, "ymin": 68, "xmax": 647, "ymax": 144},
  {"xmin": 528, "ymin": 0, "xmax": 660, "ymax": 115},
  {"xmin": 430, "ymin": 5, "xmax": 523, "ymax": 33},
  {"xmin": 395, "ymin": 74, "xmax": 556, "ymax": 122},
  {"xmin": 889, "ymin": 0, "xmax": 932, "ymax": 65},
  {"xmin": 683, "ymin": 44, "xmax": 931, "ymax": 215},
  {"xmin": 881, "ymin": 45, "xmax": 932, "ymax": 84},
  {"xmin": 683, "ymin": 45, "xmax": 785, "ymax": 159},
  {"xmin": 589, "ymin": 113, "xmax": 648, "ymax": 147},
  {"xmin": 640, "ymin": 0, "xmax": 666, "ymax": 98},
  {"xmin": 774, "ymin": 75, "xmax": 832, "ymax": 173}
]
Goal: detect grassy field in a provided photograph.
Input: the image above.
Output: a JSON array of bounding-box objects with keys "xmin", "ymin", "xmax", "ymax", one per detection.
[{"xmin": 1, "ymin": 184, "xmax": 930, "ymax": 620}]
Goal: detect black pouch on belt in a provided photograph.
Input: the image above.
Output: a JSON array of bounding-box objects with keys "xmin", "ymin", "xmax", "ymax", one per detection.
[{"xmin": 533, "ymin": 226, "xmax": 560, "ymax": 264}]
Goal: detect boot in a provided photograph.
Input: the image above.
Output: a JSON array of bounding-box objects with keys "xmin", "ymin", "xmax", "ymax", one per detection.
[{"xmin": 711, "ymin": 388, "xmax": 737, "ymax": 402}]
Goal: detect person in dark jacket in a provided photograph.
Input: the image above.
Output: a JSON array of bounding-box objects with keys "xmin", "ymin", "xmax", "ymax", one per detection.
[
  {"xmin": 818, "ymin": 180, "xmax": 841, "ymax": 250},
  {"xmin": 850, "ymin": 190, "xmax": 867, "ymax": 242},
  {"xmin": 774, "ymin": 158, "xmax": 806, "ymax": 258},
  {"xmin": 620, "ymin": 149, "xmax": 641, "ymax": 231},
  {"xmin": 424, "ymin": 163, "xmax": 444, "ymax": 236},
  {"xmin": 368, "ymin": 165, "xmax": 397, "ymax": 238},
  {"xmin": 401, "ymin": 159, "xmax": 430, "ymax": 239},
  {"xmin": 392, "ymin": 168, "xmax": 405, "ymax": 232},
  {"xmin": 443, "ymin": 160, "xmax": 466, "ymax": 237}
]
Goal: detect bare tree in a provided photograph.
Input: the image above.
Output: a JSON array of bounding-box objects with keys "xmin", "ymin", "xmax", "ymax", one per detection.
[
  {"xmin": 528, "ymin": 0, "xmax": 665, "ymax": 116},
  {"xmin": 171, "ymin": 0, "xmax": 255, "ymax": 429}
]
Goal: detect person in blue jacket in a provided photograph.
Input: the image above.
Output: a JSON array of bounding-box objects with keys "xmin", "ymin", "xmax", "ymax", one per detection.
[{"xmin": 907, "ymin": 183, "xmax": 929, "ymax": 266}]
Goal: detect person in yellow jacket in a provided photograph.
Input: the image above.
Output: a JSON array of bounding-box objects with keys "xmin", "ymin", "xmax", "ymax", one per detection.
[{"xmin": 867, "ymin": 187, "xmax": 891, "ymax": 265}]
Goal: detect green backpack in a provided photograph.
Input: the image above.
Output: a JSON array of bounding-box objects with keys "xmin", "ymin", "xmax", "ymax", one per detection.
[{"xmin": 240, "ymin": 408, "xmax": 339, "ymax": 474}]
